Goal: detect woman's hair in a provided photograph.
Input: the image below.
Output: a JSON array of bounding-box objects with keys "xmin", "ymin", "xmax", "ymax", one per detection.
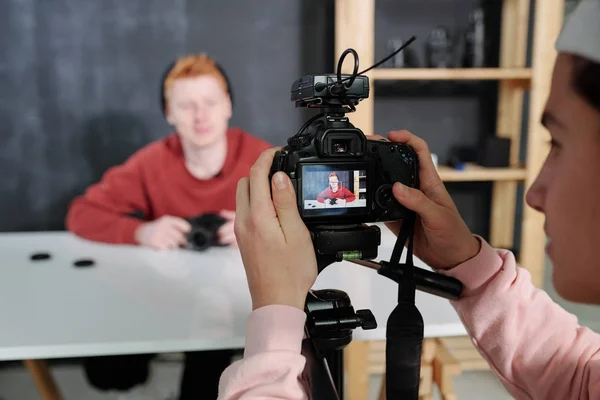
[{"xmin": 572, "ymin": 56, "xmax": 600, "ymax": 112}]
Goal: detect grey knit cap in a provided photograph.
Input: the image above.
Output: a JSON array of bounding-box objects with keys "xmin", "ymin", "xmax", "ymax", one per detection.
[{"xmin": 555, "ymin": 1, "xmax": 600, "ymax": 64}]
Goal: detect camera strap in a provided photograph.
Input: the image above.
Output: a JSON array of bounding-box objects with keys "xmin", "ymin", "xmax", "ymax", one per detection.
[
  {"xmin": 384, "ymin": 209, "xmax": 423, "ymax": 399},
  {"xmin": 389, "ymin": 210, "xmax": 417, "ymax": 280}
]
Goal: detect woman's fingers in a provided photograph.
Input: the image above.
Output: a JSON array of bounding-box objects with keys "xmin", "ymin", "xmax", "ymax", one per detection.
[{"xmin": 387, "ymin": 130, "xmax": 455, "ymax": 208}]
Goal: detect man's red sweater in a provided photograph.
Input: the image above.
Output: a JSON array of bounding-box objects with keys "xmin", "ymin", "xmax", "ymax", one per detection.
[
  {"xmin": 316, "ymin": 186, "xmax": 356, "ymax": 203},
  {"xmin": 66, "ymin": 128, "xmax": 271, "ymax": 245}
]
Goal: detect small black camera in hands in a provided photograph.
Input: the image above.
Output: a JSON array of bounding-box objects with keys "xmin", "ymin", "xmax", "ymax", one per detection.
[
  {"xmin": 184, "ymin": 213, "xmax": 227, "ymax": 251},
  {"xmin": 269, "ymin": 49, "xmax": 419, "ymax": 270}
]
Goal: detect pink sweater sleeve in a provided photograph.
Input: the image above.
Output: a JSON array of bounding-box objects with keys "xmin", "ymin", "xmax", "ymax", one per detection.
[
  {"xmin": 218, "ymin": 305, "xmax": 310, "ymax": 399},
  {"xmin": 218, "ymin": 237, "xmax": 600, "ymax": 399},
  {"xmin": 440, "ymin": 237, "xmax": 600, "ymax": 399}
]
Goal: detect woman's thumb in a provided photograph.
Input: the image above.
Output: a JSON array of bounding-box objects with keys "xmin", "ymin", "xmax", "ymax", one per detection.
[
  {"xmin": 271, "ymin": 172, "xmax": 305, "ymax": 235},
  {"xmin": 392, "ymin": 182, "xmax": 436, "ymax": 217}
]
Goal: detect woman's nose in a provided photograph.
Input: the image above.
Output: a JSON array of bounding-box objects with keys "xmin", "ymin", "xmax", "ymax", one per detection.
[{"xmin": 525, "ymin": 177, "xmax": 545, "ymax": 213}]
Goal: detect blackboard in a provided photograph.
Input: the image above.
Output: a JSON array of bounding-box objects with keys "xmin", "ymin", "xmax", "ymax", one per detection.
[{"xmin": 0, "ymin": 0, "xmax": 334, "ymax": 231}]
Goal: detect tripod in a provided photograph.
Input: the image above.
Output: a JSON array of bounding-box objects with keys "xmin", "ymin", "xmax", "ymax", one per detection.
[{"xmin": 301, "ymin": 216, "xmax": 463, "ymax": 399}]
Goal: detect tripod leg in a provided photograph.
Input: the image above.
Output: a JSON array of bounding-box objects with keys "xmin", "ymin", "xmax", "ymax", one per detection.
[
  {"xmin": 325, "ymin": 350, "xmax": 344, "ymax": 398},
  {"xmin": 302, "ymin": 339, "xmax": 341, "ymax": 399}
]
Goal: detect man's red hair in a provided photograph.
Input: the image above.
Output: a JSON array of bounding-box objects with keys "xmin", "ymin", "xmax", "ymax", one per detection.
[{"xmin": 163, "ymin": 54, "xmax": 228, "ymax": 108}]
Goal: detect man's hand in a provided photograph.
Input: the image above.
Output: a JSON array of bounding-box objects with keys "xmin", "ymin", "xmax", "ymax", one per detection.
[
  {"xmin": 235, "ymin": 148, "xmax": 318, "ymax": 311},
  {"xmin": 134, "ymin": 216, "xmax": 191, "ymax": 250},
  {"xmin": 218, "ymin": 210, "xmax": 237, "ymax": 247}
]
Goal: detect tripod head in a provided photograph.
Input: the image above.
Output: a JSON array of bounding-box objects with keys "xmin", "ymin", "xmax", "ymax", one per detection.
[
  {"xmin": 305, "ymin": 289, "xmax": 377, "ymax": 355},
  {"xmin": 303, "ymin": 217, "xmax": 464, "ymax": 399},
  {"xmin": 302, "ymin": 288, "xmax": 377, "ymax": 398}
]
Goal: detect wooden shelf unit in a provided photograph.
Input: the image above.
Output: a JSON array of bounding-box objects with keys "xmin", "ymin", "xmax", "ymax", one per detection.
[
  {"xmin": 336, "ymin": 2, "xmax": 566, "ymax": 399},
  {"xmin": 373, "ymin": 67, "xmax": 532, "ymax": 81},
  {"xmin": 335, "ymin": 0, "xmax": 565, "ymax": 288},
  {"xmin": 437, "ymin": 165, "xmax": 527, "ymax": 182}
]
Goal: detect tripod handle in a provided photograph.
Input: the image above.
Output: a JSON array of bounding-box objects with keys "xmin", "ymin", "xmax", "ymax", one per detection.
[{"xmin": 378, "ymin": 261, "xmax": 463, "ymax": 300}]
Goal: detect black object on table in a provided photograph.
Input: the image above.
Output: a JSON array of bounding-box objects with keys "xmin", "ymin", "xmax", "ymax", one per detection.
[
  {"xmin": 30, "ymin": 252, "xmax": 52, "ymax": 261},
  {"xmin": 73, "ymin": 259, "xmax": 96, "ymax": 268}
]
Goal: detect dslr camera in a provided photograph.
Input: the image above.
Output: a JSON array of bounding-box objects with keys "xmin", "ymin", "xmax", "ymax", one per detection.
[
  {"xmin": 184, "ymin": 213, "xmax": 227, "ymax": 251},
  {"xmin": 270, "ymin": 69, "xmax": 419, "ymax": 269}
]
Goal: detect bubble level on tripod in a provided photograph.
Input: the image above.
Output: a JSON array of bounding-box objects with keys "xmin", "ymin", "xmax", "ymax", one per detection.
[{"xmin": 341, "ymin": 251, "xmax": 362, "ymax": 260}]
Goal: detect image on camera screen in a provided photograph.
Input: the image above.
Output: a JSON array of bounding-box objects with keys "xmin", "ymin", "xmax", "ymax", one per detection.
[{"xmin": 301, "ymin": 165, "xmax": 367, "ymax": 210}]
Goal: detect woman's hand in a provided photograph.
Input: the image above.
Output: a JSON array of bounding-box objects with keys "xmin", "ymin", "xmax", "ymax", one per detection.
[
  {"xmin": 235, "ymin": 148, "xmax": 318, "ymax": 311},
  {"xmin": 385, "ymin": 130, "xmax": 481, "ymax": 270}
]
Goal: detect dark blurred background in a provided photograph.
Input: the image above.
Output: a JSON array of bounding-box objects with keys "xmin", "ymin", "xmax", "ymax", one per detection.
[{"xmin": 0, "ymin": 0, "xmax": 518, "ymax": 245}]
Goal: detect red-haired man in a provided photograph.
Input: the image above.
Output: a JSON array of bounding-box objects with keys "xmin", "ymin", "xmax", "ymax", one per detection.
[
  {"xmin": 316, "ymin": 172, "xmax": 356, "ymax": 204},
  {"xmin": 67, "ymin": 54, "xmax": 271, "ymax": 400},
  {"xmin": 67, "ymin": 53, "xmax": 270, "ymax": 249}
]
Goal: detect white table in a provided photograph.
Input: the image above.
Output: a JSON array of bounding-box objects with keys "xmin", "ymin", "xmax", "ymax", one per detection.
[
  {"xmin": 304, "ymin": 199, "xmax": 367, "ymax": 209},
  {"xmin": 0, "ymin": 232, "xmax": 251, "ymax": 361},
  {"xmin": 0, "ymin": 226, "xmax": 466, "ymax": 398}
]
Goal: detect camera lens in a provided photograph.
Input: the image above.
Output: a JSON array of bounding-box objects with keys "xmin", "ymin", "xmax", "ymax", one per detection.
[
  {"xmin": 192, "ymin": 233, "xmax": 208, "ymax": 248},
  {"xmin": 188, "ymin": 227, "xmax": 211, "ymax": 251}
]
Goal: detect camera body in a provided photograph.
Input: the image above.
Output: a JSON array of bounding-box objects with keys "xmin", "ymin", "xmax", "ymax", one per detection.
[
  {"xmin": 184, "ymin": 213, "xmax": 227, "ymax": 251},
  {"xmin": 270, "ymin": 73, "xmax": 419, "ymax": 228}
]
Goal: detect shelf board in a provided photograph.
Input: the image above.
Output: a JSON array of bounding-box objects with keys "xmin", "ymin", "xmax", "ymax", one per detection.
[
  {"xmin": 372, "ymin": 68, "xmax": 532, "ymax": 81},
  {"xmin": 437, "ymin": 164, "xmax": 527, "ymax": 182}
]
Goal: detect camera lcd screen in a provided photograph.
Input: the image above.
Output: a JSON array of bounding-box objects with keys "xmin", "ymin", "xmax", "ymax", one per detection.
[{"xmin": 301, "ymin": 164, "xmax": 367, "ymax": 215}]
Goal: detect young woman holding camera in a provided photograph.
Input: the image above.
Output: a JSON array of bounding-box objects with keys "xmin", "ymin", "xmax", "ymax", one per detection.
[{"xmin": 218, "ymin": 2, "xmax": 600, "ymax": 399}]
